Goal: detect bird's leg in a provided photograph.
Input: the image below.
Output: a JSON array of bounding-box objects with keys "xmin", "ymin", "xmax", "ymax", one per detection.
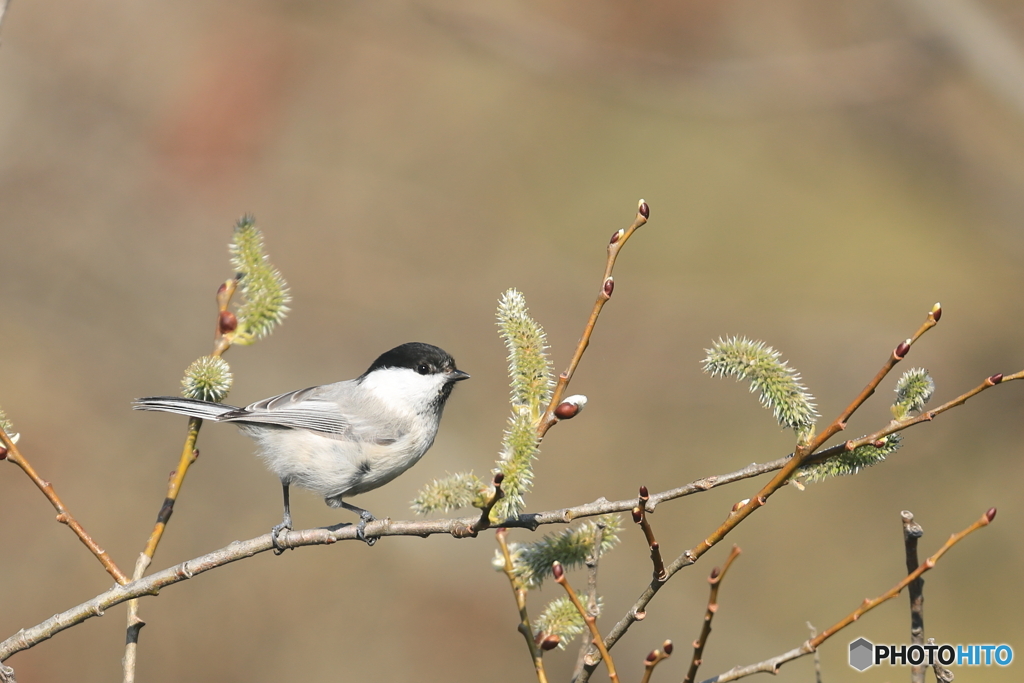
[
  {"xmin": 272, "ymin": 482, "xmax": 292, "ymax": 554},
  {"xmin": 340, "ymin": 500, "xmax": 377, "ymax": 546}
]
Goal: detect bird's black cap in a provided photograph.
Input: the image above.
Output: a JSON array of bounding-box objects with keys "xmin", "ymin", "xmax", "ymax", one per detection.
[{"xmin": 361, "ymin": 342, "xmax": 468, "ymax": 380}]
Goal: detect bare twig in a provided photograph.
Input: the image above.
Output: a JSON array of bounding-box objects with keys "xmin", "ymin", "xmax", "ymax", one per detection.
[
  {"xmin": 683, "ymin": 546, "xmax": 741, "ymax": 683},
  {"xmin": 632, "ymin": 486, "xmax": 666, "ymax": 582},
  {"xmin": 460, "ymin": 472, "xmax": 505, "ymax": 537},
  {"xmin": 553, "ymin": 561, "xmax": 618, "ymax": 683},
  {"xmin": 902, "ymin": 510, "xmax": 926, "ymax": 683},
  {"xmin": 538, "ymin": 200, "xmax": 649, "ymax": 439},
  {"xmin": 806, "ymin": 623, "xmax": 822, "ymax": 683},
  {"xmin": 700, "ymin": 508, "xmax": 995, "ymax": 683},
  {"xmin": 0, "ymin": 429, "xmax": 128, "ymax": 584},
  {"xmin": 124, "ymin": 279, "xmax": 239, "ymax": 682},
  {"xmin": 639, "ymin": 641, "xmax": 673, "ymax": 683},
  {"xmin": 928, "ymin": 637, "xmax": 954, "ymax": 682},
  {"xmin": 496, "ymin": 528, "xmax": 548, "ymax": 683},
  {"xmin": 572, "ymin": 520, "xmax": 607, "ymax": 680}
]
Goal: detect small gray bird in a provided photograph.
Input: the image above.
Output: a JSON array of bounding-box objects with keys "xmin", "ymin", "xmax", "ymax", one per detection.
[{"xmin": 134, "ymin": 342, "xmax": 468, "ymax": 548}]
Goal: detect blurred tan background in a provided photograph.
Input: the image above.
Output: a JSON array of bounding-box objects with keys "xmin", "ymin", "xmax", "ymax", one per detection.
[{"xmin": 1, "ymin": 1, "xmax": 1023, "ymax": 681}]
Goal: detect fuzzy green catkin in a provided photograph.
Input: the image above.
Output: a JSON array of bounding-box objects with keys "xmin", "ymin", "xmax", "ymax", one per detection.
[
  {"xmin": 892, "ymin": 368, "xmax": 935, "ymax": 420},
  {"xmin": 493, "ymin": 289, "xmax": 554, "ymax": 519},
  {"xmin": 703, "ymin": 337, "xmax": 818, "ymax": 434},
  {"xmin": 181, "ymin": 356, "xmax": 233, "ymax": 402},
  {"xmin": 411, "ymin": 472, "xmax": 488, "ymax": 514},
  {"xmin": 495, "ymin": 515, "xmax": 621, "ymax": 589},
  {"xmin": 229, "ymin": 215, "xmax": 291, "ymax": 344},
  {"xmin": 0, "ymin": 404, "xmax": 13, "ymax": 437},
  {"xmin": 793, "ymin": 434, "xmax": 903, "ymax": 484},
  {"xmin": 534, "ymin": 595, "xmax": 600, "ymax": 648}
]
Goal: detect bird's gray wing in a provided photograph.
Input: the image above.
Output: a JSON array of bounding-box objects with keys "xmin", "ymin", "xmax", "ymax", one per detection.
[{"xmin": 217, "ymin": 384, "xmax": 353, "ymax": 435}]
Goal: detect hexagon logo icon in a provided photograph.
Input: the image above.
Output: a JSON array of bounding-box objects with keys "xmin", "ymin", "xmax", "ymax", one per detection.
[{"xmin": 849, "ymin": 638, "xmax": 874, "ymax": 671}]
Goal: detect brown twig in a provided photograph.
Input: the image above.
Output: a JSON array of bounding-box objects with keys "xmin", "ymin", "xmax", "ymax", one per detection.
[
  {"xmin": 639, "ymin": 641, "xmax": 673, "ymax": 683},
  {"xmin": 0, "ymin": 429, "xmax": 128, "ymax": 585},
  {"xmin": 496, "ymin": 528, "xmax": 549, "ymax": 683},
  {"xmin": 463, "ymin": 472, "xmax": 505, "ymax": 537},
  {"xmin": 683, "ymin": 545, "xmax": 741, "ymax": 683},
  {"xmin": 538, "ymin": 200, "xmax": 648, "ymax": 439},
  {"xmin": 698, "ymin": 508, "xmax": 995, "ymax": 683},
  {"xmin": 572, "ymin": 520, "xmax": 607, "ymax": 680},
  {"xmin": 124, "ymin": 278, "xmax": 239, "ymax": 682},
  {"xmin": 902, "ymin": 510, "xmax": 926, "ymax": 683},
  {"xmin": 632, "ymin": 486, "xmax": 666, "ymax": 582},
  {"xmin": 553, "ymin": 561, "xmax": 619, "ymax": 683}
]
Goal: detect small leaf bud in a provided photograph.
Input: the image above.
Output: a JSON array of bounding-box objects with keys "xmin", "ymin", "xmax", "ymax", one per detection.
[
  {"xmin": 555, "ymin": 395, "xmax": 588, "ymax": 420},
  {"xmin": 638, "ymin": 199, "xmax": 650, "ymax": 219},
  {"xmin": 663, "ymin": 640, "xmax": 673, "ymax": 655},
  {"xmin": 0, "ymin": 445, "xmax": 7, "ymax": 460},
  {"xmin": 639, "ymin": 485, "xmax": 649, "ymax": 499},
  {"xmin": 986, "ymin": 507, "xmax": 997, "ymax": 522},
  {"xmin": 602, "ymin": 277, "xmax": 614, "ymax": 297},
  {"xmin": 646, "ymin": 650, "xmax": 658, "ymax": 663},
  {"xmin": 631, "ymin": 507, "xmax": 643, "ymax": 524},
  {"xmin": 551, "ymin": 561, "xmax": 564, "ymax": 581},
  {"xmin": 541, "ymin": 634, "xmax": 561, "ymax": 651},
  {"xmin": 988, "ymin": 373, "xmax": 1003, "ymax": 385},
  {"xmin": 732, "ymin": 499, "xmax": 750, "ymax": 512},
  {"xmin": 492, "ymin": 471, "xmax": 505, "ymax": 486},
  {"xmin": 218, "ymin": 310, "xmax": 238, "ymax": 335},
  {"xmin": 709, "ymin": 566, "xmax": 721, "ymax": 580},
  {"xmin": 931, "ymin": 302, "xmax": 942, "ymax": 322},
  {"xmin": 610, "ymin": 229, "xmax": 624, "ymax": 245},
  {"xmin": 894, "ymin": 340, "xmax": 911, "ymax": 359}
]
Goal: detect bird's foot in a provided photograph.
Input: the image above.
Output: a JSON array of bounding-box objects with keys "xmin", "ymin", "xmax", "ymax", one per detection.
[
  {"xmin": 272, "ymin": 521, "xmax": 292, "ymax": 555},
  {"xmin": 356, "ymin": 510, "xmax": 377, "ymax": 546}
]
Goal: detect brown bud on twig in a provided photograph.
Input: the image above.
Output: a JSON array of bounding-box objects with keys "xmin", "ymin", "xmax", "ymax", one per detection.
[
  {"xmin": 986, "ymin": 507, "xmax": 997, "ymax": 522},
  {"xmin": 218, "ymin": 310, "xmax": 238, "ymax": 334},
  {"xmin": 492, "ymin": 471, "xmax": 504, "ymax": 486},
  {"xmin": 0, "ymin": 445, "xmax": 7, "ymax": 460},
  {"xmin": 931, "ymin": 302, "xmax": 942, "ymax": 322},
  {"xmin": 894, "ymin": 339, "xmax": 911, "ymax": 359},
  {"xmin": 646, "ymin": 650, "xmax": 658, "ymax": 663},
  {"xmin": 603, "ymin": 277, "xmax": 614, "ymax": 297},
  {"xmin": 554, "ymin": 394, "xmax": 588, "ymax": 420},
  {"xmin": 732, "ymin": 499, "xmax": 749, "ymax": 512},
  {"xmin": 610, "ymin": 229, "xmax": 624, "ymax": 245},
  {"xmin": 989, "ymin": 373, "xmax": 1003, "ymax": 385},
  {"xmin": 552, "ymin": 561, "xmax": 564, "ymax": 581},
  {"xmin": 663, "ymin": 640, "xmax": 673, "ymax": 655},
  {"xmin": 639, "ymin": 485, "xmax": 649, "ymax": 500},
  {"xmin": 540, "ymin": 634, "xmax": 561, "ymax": 651},
  {"xmin": 631, "ymin": 507, "xmax": 643, "ymax": 524},
  {"xmin": 709, "ymin": 566, "xmax": 721, "ymax": 580},
  {"xmin": 638, "ymin": 199, "xmax": 650, "ymax": 219}
]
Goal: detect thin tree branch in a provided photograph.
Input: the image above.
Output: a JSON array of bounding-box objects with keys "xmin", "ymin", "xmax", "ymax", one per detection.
[
  {"xmin": 554, "ymin": 561, "xmax": 619, "ymax": 683},
  {"xmin": 0, "ymin": 429, "xmax": 128, "ymax": 584},
  {"xmin": 538, "ymin": 200, "xmax": 649, "ymax": 439},
  {"xmin": 902, "ymin": 510, "xmax": 926, "ymax": 683},
  {"xmin": 632, "ymin": 486, "xmax": 666, "ymax": 581},
  {"xmin": 496, "ymin": 528, "xmax": 549, "ymax": 683},
  {"xmin": 572, "ymin": 519, "xmax": 607, "ymax": 680},
  {"xmin": 700, "ymin": 508, "xmax": 995, "ymax": 683},
  {"xmin": 684, "ymin": 546, "xmax": 741, "ymax": 683}
]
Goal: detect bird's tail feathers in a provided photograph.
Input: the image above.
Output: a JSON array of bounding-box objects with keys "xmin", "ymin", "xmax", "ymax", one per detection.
[{"xmin": 132, "ymin": 396, "xmax": 240, "ymax": 421}]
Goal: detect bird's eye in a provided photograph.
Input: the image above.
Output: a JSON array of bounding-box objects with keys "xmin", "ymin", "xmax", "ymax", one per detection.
[{"xmin": 417, "ymin": 364, "xmax": 430, "ymax": 375}]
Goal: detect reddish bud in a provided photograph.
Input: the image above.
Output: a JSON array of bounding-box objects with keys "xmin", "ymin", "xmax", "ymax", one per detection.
[
  {"xmin": 635, "ymin": 610, "xmax": 646, "ymax": 620},
  {"xmin": 493, "ymin": 471, "xmax": 505, "ymax": 486},
  {"xmin": 551, "ymin": 561, "xmax": 564, "ymax": 580},
  {"xmin": 219, "ymin": 310, "xmax": 238, "ymax": 334},
  {"xmin": 989, "ymin": 373, "xmax": 1003, "ymax": 385},
  {"xmin": 638, "ymin": 200, "xmax": 650, "ymax": 219},
  {"xmin": 895, "ymin": 340, "xmax": 910, "ymax": 359},
  {"xmin": 639, "ymin": 485, "xmax": 649, "ymax": 499},
  {"xmin": 0, "ymin": 445, "xmax": 7, "ymax": 460},
  {"xmin": 872, "ymin": 439, "xmax": 886, "ymax": 448},
  {"xmin": 709, "ymin": 566, "xmax": 721, "ymax": 580},
  {"xmin": 554, "ymin": 402, "xmax": 580, "ymax": 420},
  {"xmin": 603, "ymin": 278, "xmax": 614, "ymax": 297},
  {"xmin": 663, "ymin": 641, "xmax": 673, "ymax": 655},
  {"xmin": 986, "ymin": 507, "xmax": 997, "ymax": 522},
  {"xmin": 632, "ymin": 507, "xmax": 643, "ymax": 524},
  {"xmin": 931, "ymin": 302, "xmax": 942, "ymax": 321},
  {"xmin": 541, "ymin": 634, "xmax": 561, "ymax": 651},
  {"xmin": 610, "ymin": 229, "xmax": 623, "ymax": 245},
  {"xmin": 646, "ymin": 650, "xmax": 658, "ymax": 663},
  {"xmin": 217, "ymin": 282, "xmax": 228, "ymax": 296}
]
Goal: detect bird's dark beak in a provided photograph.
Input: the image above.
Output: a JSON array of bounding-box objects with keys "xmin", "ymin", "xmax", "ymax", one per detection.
[{"xmin": 450, "ymin": 369, "xmax": 470, "ymax": 382}]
